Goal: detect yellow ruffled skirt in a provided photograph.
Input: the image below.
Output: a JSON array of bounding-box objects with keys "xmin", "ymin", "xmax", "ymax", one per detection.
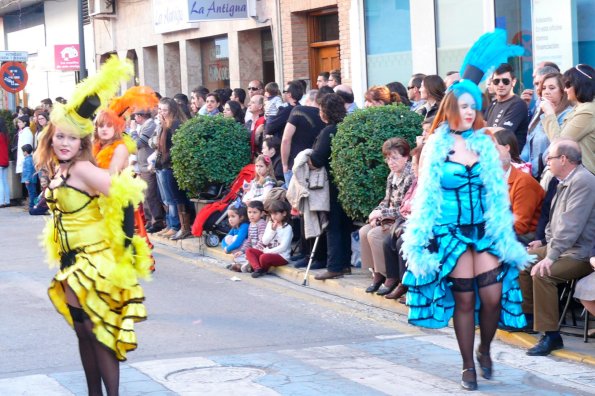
[{"xmin": 48, "ymin": 244, "xmax": 147, "ymax": 361}]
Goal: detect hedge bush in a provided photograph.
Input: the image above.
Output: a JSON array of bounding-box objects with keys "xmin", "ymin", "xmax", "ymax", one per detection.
[
  {"xmin": 330, "ymin": 104, "xmax": 423, "ymax": 222},
  {"xmin": 171, "ymin": 116, "xmax": 251, "ymax": 195}
]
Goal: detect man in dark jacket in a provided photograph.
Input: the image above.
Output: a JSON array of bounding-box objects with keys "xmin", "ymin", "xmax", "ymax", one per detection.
[{"xmin": 135, "ymin": 111, "xmax": 165, "ymax": 233}]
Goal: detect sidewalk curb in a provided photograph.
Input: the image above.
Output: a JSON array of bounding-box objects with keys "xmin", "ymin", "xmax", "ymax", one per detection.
[{"xmin": 151, "ymin": 234, "xmax": 594, "ymax": 367}]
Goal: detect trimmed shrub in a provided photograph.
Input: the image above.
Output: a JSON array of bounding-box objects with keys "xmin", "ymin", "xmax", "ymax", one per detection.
[
  {"xmin": 171, "ymin": 116, "xmax": 251, "ymax": 195},
  {"xmin": 331, "ymin": 104, "xmax": 423, "ymax": 222}
]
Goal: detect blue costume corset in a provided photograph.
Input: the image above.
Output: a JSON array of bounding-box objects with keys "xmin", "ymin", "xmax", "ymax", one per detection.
[{"xmin": 402, "ymin": 133, "xmax": 527, "ymax": 329}]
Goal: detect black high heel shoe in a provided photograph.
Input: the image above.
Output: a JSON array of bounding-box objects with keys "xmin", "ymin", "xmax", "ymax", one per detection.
[
  {"xmin": 461, "ymin": 367, "xmax": 478, "ymax": 391},
  {"xmin": 476, "ymin": 348, "xmax": 493, "ymax": 380}
]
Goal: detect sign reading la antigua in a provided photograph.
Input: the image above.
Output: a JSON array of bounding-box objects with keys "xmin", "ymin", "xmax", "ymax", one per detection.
[
  {"xmin": 188, "ymin": 0, "xmax": 248, "ymax": 21},
  {"xmin": 0, "ymin": 61, "xmax": 28, "ymax": 93}
]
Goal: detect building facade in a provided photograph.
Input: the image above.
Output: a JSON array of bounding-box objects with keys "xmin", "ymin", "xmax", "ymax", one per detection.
[{"xmin": 0, "ymin": 0, "xmax": 593, "ymax": 107}]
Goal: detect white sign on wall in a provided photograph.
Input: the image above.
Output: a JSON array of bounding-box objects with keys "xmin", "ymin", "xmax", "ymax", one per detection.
[
  {"xmin": 532, "ymin": 0, "xmax": 575, "ymax": 71},
  {"xmin": 152, "ymin": 0, "xmax": 199, "ymax": 34}
]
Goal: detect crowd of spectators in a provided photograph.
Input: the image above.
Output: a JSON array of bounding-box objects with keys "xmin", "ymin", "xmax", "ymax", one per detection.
[{"xmin": 0, "ymin": 61, "xmax": 593, "ymax": 356}]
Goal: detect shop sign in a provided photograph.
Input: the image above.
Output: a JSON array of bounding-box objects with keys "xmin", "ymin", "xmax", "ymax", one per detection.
[
  {"xmin": 188, "ymin": 0, "xmax": 248, "ymax": 21},
  {"xmin": 55, "ymin": 44, "xmax": 80, "ymax": 71},
  {"xmin": 0, "ymin": 62, "xmax": 28, "ymax": 93},
  {"xmin": 0, "ymin": 51, "xmax": 28, "ymax": 62},
  {"xmin": 532, "ymin": 0, "xmax": 574, "ymax": 71},
  {"xmin": 153, "ymin": 0, "xmax": 199, "ymax": 34}
]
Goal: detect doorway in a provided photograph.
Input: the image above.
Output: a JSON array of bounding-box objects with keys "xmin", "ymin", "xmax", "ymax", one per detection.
[{"xmin": 309, "ymin": 8, "xmax": 340, "ymax": 85}]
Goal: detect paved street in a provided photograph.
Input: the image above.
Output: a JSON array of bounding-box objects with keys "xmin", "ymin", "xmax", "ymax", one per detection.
[{"xmin": 1, "ymin": 207, "xmax": 594, "ymax": 395}]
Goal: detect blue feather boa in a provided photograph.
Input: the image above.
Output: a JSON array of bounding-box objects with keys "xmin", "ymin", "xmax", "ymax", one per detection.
[{"xmin": 402, "ymin": 124, "xmax": 533, "ymax": 277}]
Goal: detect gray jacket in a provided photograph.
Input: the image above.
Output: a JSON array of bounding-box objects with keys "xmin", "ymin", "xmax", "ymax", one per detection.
[
  {"xmin": 136, "ymin": 118, "xmax": 157, "ymax": 172},
  {"xmin": 546, "ymin": 165, "xmax": 595, "ymax": 261}
]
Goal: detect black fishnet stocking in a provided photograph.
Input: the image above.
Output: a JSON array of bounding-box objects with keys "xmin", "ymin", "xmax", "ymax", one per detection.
[
  {"xmin": 477, "ymin": 280, "xmax": 502, "ymax": 358},
  {"xmin": 451, "ymin": 287, "xmax": 476, "ymax": 370},
  {"xmin": 71, "ymin": 311, "xmax": 120, "ymax": 395}
]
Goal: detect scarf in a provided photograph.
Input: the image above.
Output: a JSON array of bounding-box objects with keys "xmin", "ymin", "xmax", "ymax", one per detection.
[{"xmin": 402, "ymin": 123, "xmax": 533, "ymax": 277}]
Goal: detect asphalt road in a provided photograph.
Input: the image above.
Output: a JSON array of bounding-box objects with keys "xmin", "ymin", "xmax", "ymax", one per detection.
[{"xmin": 1, "ymin": 206, "xmax": 594, "ymax": 395}]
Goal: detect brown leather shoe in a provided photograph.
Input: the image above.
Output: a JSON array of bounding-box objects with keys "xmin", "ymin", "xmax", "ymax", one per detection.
[
  {"xmin": 162, "ymin": 228, "xmax": 177, "ymax": 238},
  {"xmin": 385, "ymin": 283, "xmax": 408, "ymax": 300},
  {"xmin": 314, "ymin": 271, "xmax": 344, "ymax": 280}
]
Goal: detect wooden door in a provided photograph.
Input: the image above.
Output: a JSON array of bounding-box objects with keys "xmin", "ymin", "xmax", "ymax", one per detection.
[
  {"xmin": 317, "ymin": 45, "xmax": 340, "ymax": 75},
  {"xmin": 311, "ymin": 44, "xmax": 340, "ymax": 84}
]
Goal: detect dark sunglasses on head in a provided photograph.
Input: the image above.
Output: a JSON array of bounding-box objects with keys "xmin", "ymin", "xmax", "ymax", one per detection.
[
  {"xmin": 247, "ymin": 87, "xmax": 260, "ymax": 91},
  {"xmin": 492, "ymin": 78, "xmax": 511, "ymax": 86}
]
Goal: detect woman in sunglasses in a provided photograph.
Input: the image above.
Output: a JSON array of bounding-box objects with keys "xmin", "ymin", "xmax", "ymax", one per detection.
[{"xmin": 542, "ymin": 64, "xmax": 595, "ymax": 174}]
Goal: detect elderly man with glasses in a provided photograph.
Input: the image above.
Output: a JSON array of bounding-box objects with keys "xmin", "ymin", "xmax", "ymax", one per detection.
[
  {"xmin": 484, "ymin": 63, "xmax": 530, "ymax": 151},
  {"xmin": 519, "ymin": 138, "xmax": 595, "ymax": 356}
]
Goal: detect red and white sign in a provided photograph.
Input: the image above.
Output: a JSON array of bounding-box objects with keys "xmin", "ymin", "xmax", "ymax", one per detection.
[{"xmin": 54, "ymin": 44, "xmax": 80, "ymax": 71}]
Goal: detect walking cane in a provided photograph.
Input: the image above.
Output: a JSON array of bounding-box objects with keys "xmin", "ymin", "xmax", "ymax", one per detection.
[{"xmin": 302, "ymin": 235, "xmax": 320, "ymax": 286}]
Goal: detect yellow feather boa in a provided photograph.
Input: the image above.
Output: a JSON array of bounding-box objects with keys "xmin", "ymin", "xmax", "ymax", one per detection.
[{"xmin": 98, "ymin": 169, "xmax": 152, "ymax": 287}]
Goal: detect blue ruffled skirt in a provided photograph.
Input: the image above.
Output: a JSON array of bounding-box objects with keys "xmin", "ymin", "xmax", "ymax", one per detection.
[{"xmin": 402, "ymin": 223, "xmax": 527, "ymax": 329}]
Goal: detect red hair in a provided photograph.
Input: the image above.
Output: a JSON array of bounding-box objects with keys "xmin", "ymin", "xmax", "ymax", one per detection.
[
  {"xmin": 94, "ymin": 109, "xmax": 125, "ymax": 141},
  {"xmin": 429, "ymin": 91, "xmax": 485, "ymax": 134}
]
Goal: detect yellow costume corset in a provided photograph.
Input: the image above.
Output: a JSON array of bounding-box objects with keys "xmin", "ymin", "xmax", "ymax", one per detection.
[{"xmin": 45, "ymin": 183, "xmax": 108, "ymax": 255}]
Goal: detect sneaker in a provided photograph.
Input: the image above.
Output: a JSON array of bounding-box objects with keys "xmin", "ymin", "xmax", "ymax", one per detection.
[
  {"xmin": 241, "ymin": 263, "xmax": 253, "ymax": 273},
  {"xmin": 251, "ymin": 269, "xmax": 266, "ymax": 278}
]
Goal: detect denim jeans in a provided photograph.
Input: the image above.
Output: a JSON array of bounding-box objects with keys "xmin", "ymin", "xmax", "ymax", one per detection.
[
  {"xmin": 0, "ymin": 166, "xmax": 9, "ymax": 205},
  {"xmin": 25, "ymin": 182, "xmax": 37, "ymax": 210},
  {"xmin": 156, "ymin": 168, "xmax": 180, "ymax": 230}
]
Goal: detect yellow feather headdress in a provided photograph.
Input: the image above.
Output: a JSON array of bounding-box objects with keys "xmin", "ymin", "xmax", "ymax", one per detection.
[{"xmin": 50, "ymin": 56, "xmax": 134, "ymax": 138}]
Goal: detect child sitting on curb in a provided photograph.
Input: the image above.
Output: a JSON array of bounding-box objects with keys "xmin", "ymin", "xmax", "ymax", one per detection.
[
  {"xmin": 221, "ymin": 202, "xmax": 249, "ymax": 255},
  {"xmin": 228, "ymin": 200, "xmax": 267, "ymax": 273},
  {"xmin": 246, "ymin": 199, "xmax": 293, "ymax": 278}
]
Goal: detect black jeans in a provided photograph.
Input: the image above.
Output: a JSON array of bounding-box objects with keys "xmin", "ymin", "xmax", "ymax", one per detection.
[
  {"xmin": 326, "ymin": 183, "xmax": 352, "ymax": 273},
  {"xmin": 383, "ymin": 233, "xmax": 407, "ymax": 281}
]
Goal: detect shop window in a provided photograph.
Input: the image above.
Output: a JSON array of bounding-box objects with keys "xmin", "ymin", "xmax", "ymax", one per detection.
[
  {"xmin": 201, "ymin": 36, "xmax": 230, "ymax": 91},
  {"xmin": 261, "ymin": 29, "xmax": 275, "ymax": 85},
  {"xmin": 575, "ymin": 0, "xmax": 595, "ymax": 65},
  {"xmin": 364, "ymin": 0, "xmax": 412, "ymax": 86},
  {"xmin": 435, "ymin": 0, "xmax": 484, "ymax": 78},
  {"xmin": 495, "ymin": 0, "xmax": 532, "ymax": 92}
]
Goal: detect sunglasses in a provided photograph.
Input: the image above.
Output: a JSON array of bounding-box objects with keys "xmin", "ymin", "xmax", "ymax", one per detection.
[
  {"xmin": 492, "ymin": 78, "xmax": 511, "ymax": 86},
  {"xmin": 247, "ymin": 87, "xmax": 260, "ymax": 91},
  {"xmin": 564, "ymin": 80, "xmax": 573, "ymax": 89},
  {"xmin": 407, "ymin": 86, "xmax": 416, "ymax": 90}
]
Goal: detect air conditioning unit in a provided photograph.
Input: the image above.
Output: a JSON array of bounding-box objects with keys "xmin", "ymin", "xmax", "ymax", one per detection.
[{"xmin": 89, "ymin": 0, "xmax": 116, "ymax": 18}]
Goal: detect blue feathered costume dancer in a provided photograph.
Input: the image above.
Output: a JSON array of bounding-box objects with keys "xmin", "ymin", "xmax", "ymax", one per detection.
[
  {"xmin": 401, "ymin": 30, "xmax": 531, "ymax": 329},
  {"xmin": 401, "ymin": 30, "xmax": 531, "ymax": 390}
]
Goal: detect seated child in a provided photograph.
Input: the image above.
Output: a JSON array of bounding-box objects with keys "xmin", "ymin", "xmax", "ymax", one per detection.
[
  {"xmin": 228, "ymin": 200, "xmax": 267, "ymax": 273},
  {"xmin": 221, "ymin": 203, "xmax": 249, "ymax": 254},
  {"xmin": 242, "ymin": 154, "xmax": 276, "ymax": 204},
  {"xmin": 246, "ymin": 199, "xmax": 293, "ymax": 278},
  {"xmin": 29, "ymin": 175, "xmax": 49, "ymax": 216}
]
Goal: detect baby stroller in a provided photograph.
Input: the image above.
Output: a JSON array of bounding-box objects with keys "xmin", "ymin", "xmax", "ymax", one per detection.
[{"xmin": 191, "ymin": 164, "xmax": 255, "ymax": 247}]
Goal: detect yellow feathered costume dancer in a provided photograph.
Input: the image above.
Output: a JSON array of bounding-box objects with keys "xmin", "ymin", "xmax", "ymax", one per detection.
[{"xmin": 42, "ymin": 56, "xmax": 152, "ymax": 361}]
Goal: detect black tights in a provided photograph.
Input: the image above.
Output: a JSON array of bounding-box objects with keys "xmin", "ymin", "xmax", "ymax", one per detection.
[
  {"xmin": 68, "ymin": 305, "xmax": 120, "ymax": 396},
  {"xmin": 449, "ymin": 267, "xmax": 502, "ymax": 370}
]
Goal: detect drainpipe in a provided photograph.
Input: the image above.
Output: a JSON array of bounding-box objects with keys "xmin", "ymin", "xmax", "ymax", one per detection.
[
  {"xmin": 78, "ymin": 0, "xmax": 87, "ymax": 79},
  {"xmin": 274, "ymin": 0, "xmax": 284, "ymax": 84}
]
